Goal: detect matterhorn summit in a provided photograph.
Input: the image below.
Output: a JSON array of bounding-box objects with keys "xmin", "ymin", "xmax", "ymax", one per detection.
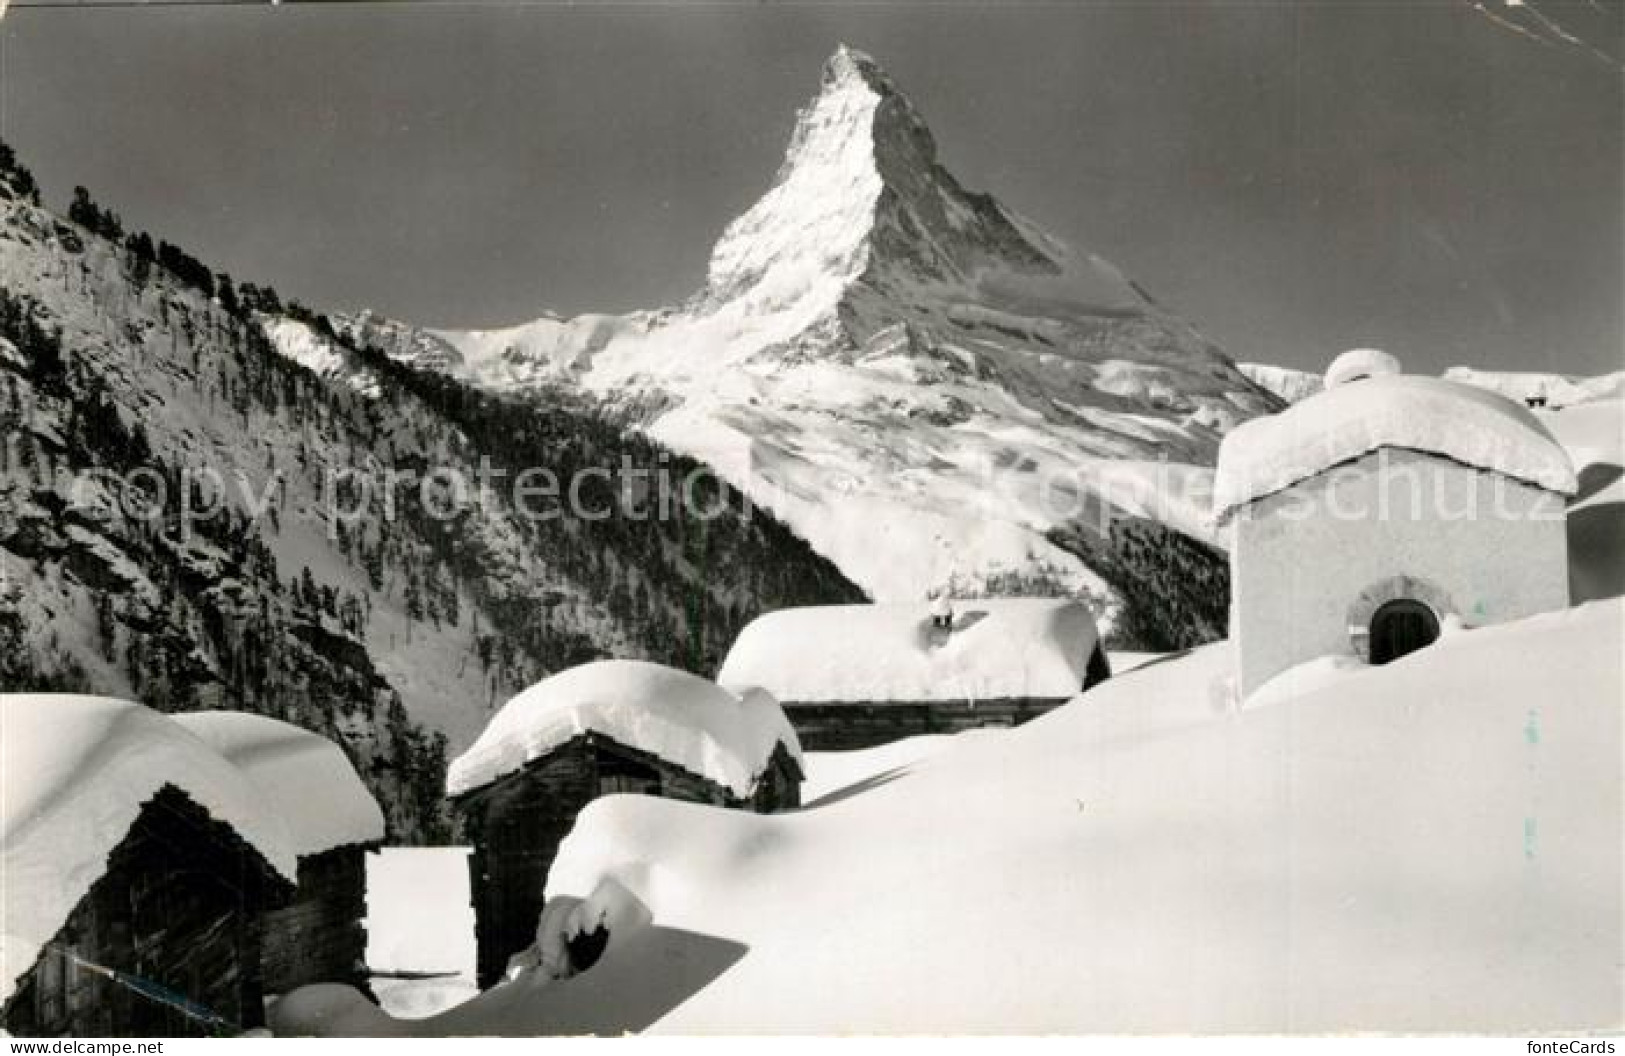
[
  {"xmin": 365, "ymin": 47, "xmax": 1281, "ymax": 613},
  {"xmin": 704, "ymin": 45, "xmax": 1140, "ymax": 313}
]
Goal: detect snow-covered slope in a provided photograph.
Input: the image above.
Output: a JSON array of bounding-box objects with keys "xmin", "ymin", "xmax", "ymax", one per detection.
[
  {"xmin": 1239, "ymin": 362, "xmax": 1625, "ymax": 412},
  {"xmin": 0, "ymin": 172, "xmax": 859, "ymax": 837},
  {"xmin": 334, "ymin": 309, "xmax": 464, "ymax": 375},
  {"xmin": 258, "ymin": 316, "xmax": 382, "ymax": 398},
  {"xmin": 368, "ymin": 47, "xmax": 1278, "ymax": 608},
  {"xmin": 1238, "ymin": 362, "xmax": 1321, "ymax": 404},
  {"xmin": 1541, "ymin": 397, "xmax": 1624, "ymax": 603},
  {"xmin": 1, "ymin": 695, "xmax": 297, "ymax": 1003},
  {"xmin": 1445, "ymin": 366, "xmax": 1625, "ymax": 410},
  {"xmin": 273, "ymin": 597, "xmax": 1622, "ymax": 1035},
  {"xmin": 801, "ymin": 732, "xmax": 990, "ymax": 803},
  {"xmin": 0, "ymin": 193, "xmax": 469, "ymax": 837},
  {"xmin": 1541, "ymin": 397, "xmax": 1624, "ymax": 472}
]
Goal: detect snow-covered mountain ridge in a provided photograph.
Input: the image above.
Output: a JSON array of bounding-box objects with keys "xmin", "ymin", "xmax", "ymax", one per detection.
[
  {"xmin": 1238, "ymin": 362, "xmax": 1322, "ymax": 404},
  {"xmin": 1242, "ymin": 360, "xmax": 1625, "ymax": 409},
  {"xmin": 1442, "ymin": 366, "xmax": 1625, "ymax": 409},
  {"xmin": 355, "ymin": 47, "xmax": 1279, "ymax": 615}
]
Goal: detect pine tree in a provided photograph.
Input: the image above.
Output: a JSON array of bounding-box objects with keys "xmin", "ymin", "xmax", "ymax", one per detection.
[
  {"xmin": 68, "ymin": 186, "xmax": 99, "ymax": 231},
  {"xmin": 216, "ymin": 272, "xmax": 240, "ymax": 316}
]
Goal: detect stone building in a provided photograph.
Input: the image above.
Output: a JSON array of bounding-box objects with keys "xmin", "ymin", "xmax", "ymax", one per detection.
[{"xmin": 1214, "ymin": 350, "xmax": 1576, "ymax": 699}]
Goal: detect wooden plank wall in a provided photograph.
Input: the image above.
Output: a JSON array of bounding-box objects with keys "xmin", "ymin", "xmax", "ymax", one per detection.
[
  {"xmin": 783, "ymin": 697, "xmax": 1063, "ymax": 750},
  {"xmin": 457, "ymin": 735, "xmax": 751, "ymax": 989},
  {"xmin": 260, "ymin": 845, "xmax": 372, "ymax": 995}
]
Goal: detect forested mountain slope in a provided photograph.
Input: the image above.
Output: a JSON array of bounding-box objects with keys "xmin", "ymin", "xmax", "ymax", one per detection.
[{"xmin": 0, "ymin": 147, "xmax": 860, "ymax": 839}]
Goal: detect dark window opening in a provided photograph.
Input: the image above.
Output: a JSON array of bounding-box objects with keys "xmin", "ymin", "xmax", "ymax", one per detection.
[
  {"xmin": 597, "ymin": 754, "xmax": 662, "ymax": 798},
  {"xmin": 1369, "ymin": 599, "xmax": 1440, "ymax": 665},
  {"xmin": 1084, "ymin": 644, "xmax": 1112, "ymax": 690},
  {"xmin": 566, "ymin": 923, "xmax": 610, "ymax": 974}
]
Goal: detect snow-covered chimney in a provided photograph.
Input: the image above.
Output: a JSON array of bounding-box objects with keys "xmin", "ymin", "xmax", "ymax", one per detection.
[{"xmin": 1324, "ymin": 348, "xmax": 1402, "ymax": 389}]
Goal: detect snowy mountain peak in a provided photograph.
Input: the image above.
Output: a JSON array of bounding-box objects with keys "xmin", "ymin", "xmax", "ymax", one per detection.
[
  {"xmin": 706, "ymin": 46, "xmax": 1139, "ymax": 311},
  {"xmin": 823, "ymin": 43, "xmax": 885, "ymax": 89},
  {"xmin": 702, "ymin": 47, "xmax": 890, "ymax": 302},
  {"xmin": 818, "ymin": 44, "xmax": 934, "ymax": 176},
  {"xmin": 809, "ymin": 43, "xmax": 964, "ymax": 189},
  {"xmin": 365, "ymin": 48, "xmax": 1282, "ymax": 608}
]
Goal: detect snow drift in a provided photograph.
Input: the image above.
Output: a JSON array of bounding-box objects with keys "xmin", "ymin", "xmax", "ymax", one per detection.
[
  {"xmin": 277, "ymin": 597, "xmax": 1622, "ymax": 1035},
  {"xmin": 544, "ymin": 601, "xmax": 1624, "ymax": 1034}
]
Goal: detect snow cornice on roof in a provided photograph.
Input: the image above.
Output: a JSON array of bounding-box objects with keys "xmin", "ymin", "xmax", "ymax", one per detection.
[
  {"xmin": 446, "ymin": 661, "xmax": 800, "ymax": 800},
  {"xmin": 1213, "ymin": 373, "xmax": 1577, "ymax": 522}
]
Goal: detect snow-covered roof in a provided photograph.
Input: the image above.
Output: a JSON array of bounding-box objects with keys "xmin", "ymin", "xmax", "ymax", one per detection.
[
  {"xmin": 1213, "ymin": 373, "xmax": 1577, "ymax": 519},
  {"xmin": 1, "ymin": 695, "xmax": 297, "ymax": 1004},
  {"xmin": 174, "ymin": 711, "xmax": 386, "ymax": 858},
  {"xmin": 717, "ymin": 599, "xmax": 1100, "ymax": 705},
  {"xmin": 446, "ymin": 661, "xmax": 801, "ymax": 800}
]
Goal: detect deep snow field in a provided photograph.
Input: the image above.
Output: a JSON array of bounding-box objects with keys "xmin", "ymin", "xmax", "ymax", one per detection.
[
  {"xmin": 301, "ymin": 595, "xmax": 1621, "ymax": 1035},
  {"xmin": 277, "ymin": 395, "xmax": 1625, "ymax": 1036},
  {"xmin": 352, "ymin": 740, "xmax": 981, "ymax": 1019}
]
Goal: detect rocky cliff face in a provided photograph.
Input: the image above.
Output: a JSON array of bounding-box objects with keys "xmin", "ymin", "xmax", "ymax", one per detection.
[{"xmin": 1239, "ymin": 362, "xmax": 1323, "ymax": 404}]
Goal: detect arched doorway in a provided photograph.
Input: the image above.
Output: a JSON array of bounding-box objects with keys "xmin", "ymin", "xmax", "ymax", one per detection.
[
  {"xmin": 1347, "ymin": 575, "xmax": 1455, "ymax": 664},
  {"xmin": 1368, "ymin": 599, "xmax": 1440, "ymax": 665}
]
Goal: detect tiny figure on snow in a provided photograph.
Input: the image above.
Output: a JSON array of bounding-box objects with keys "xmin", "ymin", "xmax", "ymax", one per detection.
[{"xmin": 929, "ymin": 591, "xmax": 955, "ymax": 631}]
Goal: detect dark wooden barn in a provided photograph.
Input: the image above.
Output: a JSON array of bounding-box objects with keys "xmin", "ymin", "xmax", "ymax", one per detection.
[
  {"xmin": 718, "ymin": 599, "xmax": 1113, "ymax": 751},
  {"xmin": 3, "ymin": 785, "xmax": 293, "ymax": 1037},
  {"xmin": 446, "ymin": 661, "xmax": 803, "ymax": 988},
  {"xmin": 176, "ymin": 711, "xmax": 387, "ymax": 996},
  {"xmin": 2, "ymin": 696, "xmax": 301, "ymax": 1038}
]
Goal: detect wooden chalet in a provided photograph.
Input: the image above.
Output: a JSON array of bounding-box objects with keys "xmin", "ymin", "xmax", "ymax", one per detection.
[
  {"xmin": 718, "ymin": 599, "xmax": 1112, "ymax": 750},
  {"xmin": 446, "ymin": 661, "xmax": 803, "ymax": 988},
  {"xmin": 175, "ymin": 711, "xmax": 387, "ymax": 996},
  {"xmin": 2, "ymin": 696, "xmax": 299, "ymax": 1038}
]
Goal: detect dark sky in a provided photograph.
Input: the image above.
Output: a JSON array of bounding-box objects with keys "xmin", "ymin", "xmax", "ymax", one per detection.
[{"xmin": 1, "ymin": 1, "xmax": 1620, "ymax": 375}]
